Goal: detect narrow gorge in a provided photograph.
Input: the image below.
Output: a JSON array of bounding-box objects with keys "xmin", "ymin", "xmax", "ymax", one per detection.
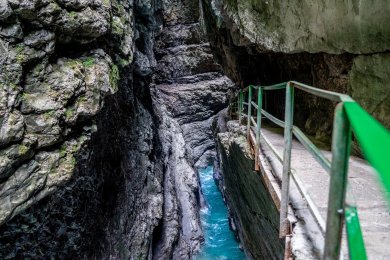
[{"xmin": 0, "ymin": 0, "xmax": 389, "ymax": 259}]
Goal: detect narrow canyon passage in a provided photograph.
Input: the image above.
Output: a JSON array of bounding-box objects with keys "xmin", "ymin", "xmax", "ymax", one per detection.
[
  {"xmin": 195, "ymin": 166, "xmax": 245, "ymax": 259},
  {"xmin": 0, "ymin": 0, "xmax": 389, "ymax": 259},
  {"xmin": 150, "ymin": 1, "xmax": 236, "ymax": 257}
]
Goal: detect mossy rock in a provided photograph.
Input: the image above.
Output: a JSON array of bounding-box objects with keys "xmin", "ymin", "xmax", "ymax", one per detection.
[{"xmin": 109, "ymin": 64, "xmax": 119, "ymax": 91}]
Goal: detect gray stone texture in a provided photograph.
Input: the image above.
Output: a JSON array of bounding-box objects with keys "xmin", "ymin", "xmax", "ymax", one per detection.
[
  {"xmin": 0, "ymin": 0, "xmax": 162, "ymax": 258},
  {"xmin": 205, "ymin": 0, "xmax": 390, "ymax": 54},
  {"xmin": 151, "ymin": 0, "xmax": 234, "ymax": 258},
  {"xmin": 201, "ymin": 0, "xmax": 390, "ymax": 140},
  {"xmin": 0, "ymin": 0, "xmax": 234, "ymax": 258},
  {"xmin": 215, "ymin": 121, "xmax": 284, "ymax": 259}
]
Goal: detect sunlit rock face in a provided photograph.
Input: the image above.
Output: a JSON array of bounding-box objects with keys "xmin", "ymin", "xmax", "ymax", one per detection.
[
  {"xmin": 201, "ymin": 0, "xmax": 390, "ymax": 141},
  {"xmin": 204, "ymin": 0, "xmax": 390, "ymax": 54}
]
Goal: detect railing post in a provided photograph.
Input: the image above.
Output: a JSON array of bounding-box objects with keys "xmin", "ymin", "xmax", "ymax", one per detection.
[
  {"xmin": 247, "ymin": 86, "xmax": 252, "ymax": 139},
  {"xmin": 255, "ymin": 87, "xmax": 263, "ymax": 171},
  {"xmin": 239, "ymin": 90, "xmax": 243, "ymax": 125},
  {"xmin": 236, "ymin": 95, "xmax": 239, "ymax": 119},
  {"xmin": 324, "ymin": 103, "xmax": 352, "ymax": 260},
  {"xmin": 280, "ymin": 82, "xmax": 294, "ymax": 238}
]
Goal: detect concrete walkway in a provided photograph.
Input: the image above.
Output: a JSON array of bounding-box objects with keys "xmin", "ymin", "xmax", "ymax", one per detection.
[{"xmin": 259, "ymin": 127, "xmax": 390, "ymax": 259}]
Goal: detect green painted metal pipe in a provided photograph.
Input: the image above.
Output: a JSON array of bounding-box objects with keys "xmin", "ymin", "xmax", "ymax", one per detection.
[
  {"xmin": 292, "ymin": 126, "xmax": 331, "ymax": 173},
  {"xmin": 345, "ymin": 205, "xmax": 367, "ymax": 260},
  {"xmin": 256, "ymin": 87, "xmax": 263, "ymax": 151},
  {"xmin": 239, "ymin": 90, "xmax": 243, "ymax": 124},
  {"xmin": 324, "ymin": 103, "xmax": 352, "ymax": 260},
  {"xmin": 344, "ymin": 102, "xmax": 390, "ymax": 200},
  {"xmin": 280, "ymin": 82, "xmax": 294, "ymax": 238},
  {"xmin": 261, "ymin": 82, "xmax": 288, "ymax": 90},
  {"xmin": 231, "ymin": 81, "xmax": 390, "ymax": 259},
  {"xmin": 247, "ymin": 86, "xmax": 253, "ymax": 138}
]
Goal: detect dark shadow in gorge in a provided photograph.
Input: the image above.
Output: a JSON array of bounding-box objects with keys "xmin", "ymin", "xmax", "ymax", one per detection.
[{"xmin": 0, "ymin": 59, "xmax": 162, "ymax": 258}]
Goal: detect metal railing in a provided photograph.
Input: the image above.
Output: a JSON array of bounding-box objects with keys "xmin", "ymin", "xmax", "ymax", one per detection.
[{"xmin": 231, "ymin": 81, "xmax": 390, "ymax": 260}]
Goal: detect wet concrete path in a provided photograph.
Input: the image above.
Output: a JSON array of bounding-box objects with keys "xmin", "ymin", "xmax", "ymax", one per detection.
[{"xmin": 260, "ymin": 127, "xmax": 390, "ymax": 259}]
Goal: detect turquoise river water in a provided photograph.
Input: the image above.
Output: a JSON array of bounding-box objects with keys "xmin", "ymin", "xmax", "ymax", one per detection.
[{"xmin": 195, "ymin": 166, "xmax": 246, "ymax": 260}]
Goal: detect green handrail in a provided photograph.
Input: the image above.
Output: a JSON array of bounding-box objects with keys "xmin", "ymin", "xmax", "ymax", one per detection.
[
  {"xmin": 344, "ymin": 102, "xmax": 390, "ymax": 199},
  {"xmin": 231, "ymin": 81, "xmax": 390, "ymax": 260},
  {"xmin": 345, "ymin": 205, "xmax": 367, "ymax": 260}
]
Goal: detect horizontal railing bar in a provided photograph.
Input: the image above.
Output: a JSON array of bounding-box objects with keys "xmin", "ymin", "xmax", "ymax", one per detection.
[
  {"xmin": 251, "ymin": 101, "xmax": 258, "ymax": 109},
  {"xmin": 251, "ymin": 116, "xmax": 257, "ymax": 128},
  {"xmin": 238, "ymin": 81, "xmax": 355, "ymax": 103},
  {"xmin": 260, "ymin": 132, "xmax": 283, "ymax": 163},
  {"xmin": 262, "ymin": 82, "xmax": 288, "ymax": 91},
  {"xmin": 241, "ymin": 85, "xmax": 257, "ymax": 93},
  {"xmin": 292, "ymin": 126, "xmax": 331, "ymax": 174},
  {"xmin": 259, "ymin": 131, "xmax": 326, "ymax": 235},
  {"xmin": 241, "ymin": 86, "xmax": 250, "ymax": 92},
  {"xmin": 232, "ymin": 80, "xmax": 390, "ymax": 260},
  {"xmin": 290, "ymin": 169, "xmax": 326, "ymax": 234},
  {"xmin": 290, "ymin": 81, "xmax": 353, "ymax": 103},
  {"xmin": 345, "ymin": 205, "xmax": 367, "ymax": 259},
  {"xmin": 262, "ymin": 109, "xmax": 285, "ymax": 128},
  {"xmin": 258, "ymin": 109, "xmax": 331, "ymax": 174}
]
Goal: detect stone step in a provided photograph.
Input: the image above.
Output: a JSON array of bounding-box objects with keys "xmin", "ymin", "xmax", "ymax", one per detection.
[
  {"xmin": 156, "ymin": 76, "xmax": 234, "ymax": 124},
  {"xmin": 155, "ymin": 44, "xmax": 221, "ymax": 83}
]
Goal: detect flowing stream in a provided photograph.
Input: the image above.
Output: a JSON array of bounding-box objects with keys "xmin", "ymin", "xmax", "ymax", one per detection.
[{"xmin": 195, "ymin": 166, "xmax": 246, "ymax": 260}]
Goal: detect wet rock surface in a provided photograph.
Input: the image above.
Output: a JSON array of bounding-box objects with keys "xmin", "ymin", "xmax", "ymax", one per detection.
[
  {"xmin": 0, "ymin": 0, "xmax": 164, "ymax": 258},
  {"xmin": 151, "ymin": 0, "xmax": 234, "ymax": 258},
  {"xmin": 201, "ymin": 0, "xmax": 390, "ymax": 54},
  {"xmin": 201, "ymin": 0, "xmax": 390, "ymax": 141},
  {"xmin": 0, "ymin": 0, "xmax": 234, "ymax": 258},
  {"xmin": 215, "ymin": 121, "xmax": 284, "ymax": 259}
]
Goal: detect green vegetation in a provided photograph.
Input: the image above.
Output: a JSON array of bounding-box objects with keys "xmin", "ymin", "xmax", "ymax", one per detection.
[
  {"xmin": 15, "ymin": 44, "xmax": 26, "ymax": 63},
  {"xmin": 69, "ymin": 11, "xmax": 77, "ymax": 19},
  {"xmin": 109, "ymin": 64, "xmax": 119, "ymax": 91},
  {"xmin": 78, "ymin": 95, "xmax": 87, "ymax": 103},
  {"xmin": 59, "ymin": 147, "xmax": 67, "ymax": 158},
  {"xmin": 71, "ymin": 156, "xmax": 76, "ymax": 166},
  {"xmin": 18, "ymin": 145, "xmax": 29, "ymax": 155},
  {"xmin": 82, "ymin": 57, "xmax": 95, "ymax": 68},
  {"xmin": 65, "ymin": 107, "xmax": 75, "ymax": 120},
  {"xmin": 67, "ymin": 60, "xmax": 82, "ymax": 70},
  {"xmin": 22, "ymin": 92, "xmax": 32, "ymax": 102},
  {"xmin": 43, "ymin": 111, "xmax": 54, "ymax": 120},
  {"xmin": 118, "ymin": 58, "xmax": 131, "ymax": 67},
  {"xmin": 111, "ymin": 17, "xmax": 124, "ymax": 35}
]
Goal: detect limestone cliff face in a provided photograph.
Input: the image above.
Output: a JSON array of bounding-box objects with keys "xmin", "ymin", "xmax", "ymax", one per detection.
[
  {"xmin": 0, "ymin": 0, "xmax": 127, "ymax": 224},
  {"xmin": 0, "ymin": 0, "xmax": 164, "ymax": 258},
  {"xmin": 201, "ymin": 0, "xmax": 390, "ymax": 140},
  {"xmin": 0, "ymin": 0, "xmax": 234, "ymax": 258},
  {"xmin": 205, "ymin": 0, "xmax": 390, "ymax": 54},
  {"xmin": 151, "ymin": 0, "xmax": 234, "ymax": 258}
]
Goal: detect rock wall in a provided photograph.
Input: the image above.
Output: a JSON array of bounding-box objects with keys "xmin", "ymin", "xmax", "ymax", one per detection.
[
  {"xmin": 0, "ymin": 0, "xmax": 236, "ymax": 258},
  {"xmin": 215, "ymin": 121, "xmax": 284, "ymax": 259},
  {"xmin": 201, "ymin": 0, "xmax": 390, "ymax": 140},
  {"xmin": 205, "ymin": 0, "xmax": 390, "ymax": 54},
  {"xmin": 151, "ymin": 0, "xmax": 234, "ymax": 258},
  {"xmin": 0, "ymin": 0, "xmax": 166, "ymax": 258}
]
